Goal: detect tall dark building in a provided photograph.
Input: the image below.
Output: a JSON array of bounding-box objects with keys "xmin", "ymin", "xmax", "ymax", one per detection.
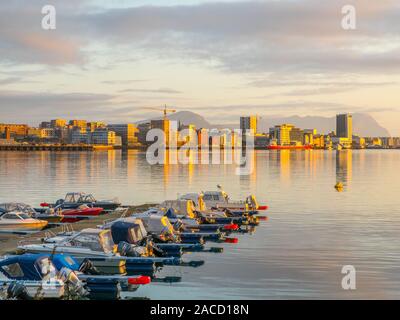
[
  {"xmin": 107, "ymin": 124, "xmax": 139, "ymax": 147},
  {"xmin": 336, "ymin": 114, "xmax": 352, "ymax": 139}
]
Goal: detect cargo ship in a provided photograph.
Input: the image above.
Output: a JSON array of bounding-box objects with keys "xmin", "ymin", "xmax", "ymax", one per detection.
[{"xmin": 267, "ymin": 145, "xmax": 312, "ymax": 150}]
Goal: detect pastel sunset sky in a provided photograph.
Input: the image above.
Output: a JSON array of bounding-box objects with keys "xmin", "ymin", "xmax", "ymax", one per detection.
[{"xmin": 1, "ymin": 0, "xmax": 399, "ymax": 134}]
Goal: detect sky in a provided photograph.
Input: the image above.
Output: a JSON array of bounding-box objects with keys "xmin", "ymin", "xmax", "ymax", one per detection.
[{"xmin": 0, "ymin": 0, "xmax": 400, "ymax": 135}]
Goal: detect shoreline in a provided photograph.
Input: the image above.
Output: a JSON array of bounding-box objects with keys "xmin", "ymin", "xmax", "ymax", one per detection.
[{"xmin": 0, "ymin": 204, "xmax": 157, "ymax": 256}]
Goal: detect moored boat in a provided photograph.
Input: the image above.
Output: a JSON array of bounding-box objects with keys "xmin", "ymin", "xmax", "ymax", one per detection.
[
  {"xmin": 0, "ymin": 211, "xmax": 48, "ymax": 234},
  {"xmin": 54, "ymin": 192, "xmax": 121, "ymax": 211},
  {"xmin": 59, "ymin": 204, "xmax": 104, "ymax": 223},
  {"xmin": 180, "ymin": 186, "xmax": 268, "ymax": 213},
  {"xmin": 0, "ymin": 202, "xmax": 64, "ymax": 224}
]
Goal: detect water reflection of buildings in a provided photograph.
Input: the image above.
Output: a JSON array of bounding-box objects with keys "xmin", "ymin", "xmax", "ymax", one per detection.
[
  {"xmin": 336, "ymin": 150, "xmax": 352, "ymax": 186},
  {"xmin": 274, "ymin": 150, "xmax": 291, "ymax": 183}
]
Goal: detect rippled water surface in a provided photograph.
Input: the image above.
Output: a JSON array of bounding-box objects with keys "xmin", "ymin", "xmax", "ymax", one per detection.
[{"xmin": 0, "ymin": 149, "xmax": 399, "ymax": 299}]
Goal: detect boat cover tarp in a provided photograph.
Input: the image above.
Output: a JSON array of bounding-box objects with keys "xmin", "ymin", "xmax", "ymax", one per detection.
[
  {"xmin": 111, "ymin": 221, "xmax": 145, "ymax": 244},
  {"xmin": 0, "ymin": 254, "xmax": 46, "ymax": 280},
  {"xmin": 136, "ymin": 214, "xmax": 175, "ymax": 235}
]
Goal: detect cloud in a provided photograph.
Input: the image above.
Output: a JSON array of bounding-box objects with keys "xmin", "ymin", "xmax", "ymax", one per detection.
[
  {"xmin": 102, "ymin": 79, "xmax": 147, "ymax": 85},
  {"xmin": 118, "ymin": 88, "xmax": 182, "ymax": 94},
  {"xmin": 0, "ymin": 90, "xmax": 115, "ymax": 123},
  {"xmin": 1, "ymin": 0, "xmax": 400, "ymax": 74},
  {"xmin": 0, "ymin": 77, "xmax": 21, "ymax": 85}
]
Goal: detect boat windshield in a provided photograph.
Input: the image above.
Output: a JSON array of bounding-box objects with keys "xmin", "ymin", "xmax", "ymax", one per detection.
[
  {"xmin": 1, "ymin": 213, "xmax": 23, "ymax": 220},
  {"xmin": 17, "ymin": 213, "xmax": 31, "ymax": 220},
  {"xmin": 100, "ymin": 231, "xmax": 115, "ymax": 253},
  {"xmin": 70, "ymin": 233, "xmax": 107, "ymax": 253},
  {"xmin": 129, "ymin": 226, "xmax": 145, "ymax": 242}
]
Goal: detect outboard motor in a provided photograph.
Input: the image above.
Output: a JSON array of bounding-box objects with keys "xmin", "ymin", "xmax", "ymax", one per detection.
[
  {"xmin": 165, "ymin": 208, "xmax": 178, "ymax": 219},
  {"xmin": 79, "ymin": 259, "xmax": 101, "ymax": 275},
  {"xmin": 59, "ymin": 267, "xmax": 86, "ymax": 297},
  {"xmin": 7, "ymin": 282, "xmax": 31, "ymax": 300},
  {"xmin": 147, "ymin": 240, "xmax": 166, "ymax": 257},
  {"xmin": 173, "ymin": 220, "xmax": 184, "ymax": 232},
  {"xmin": 117, "ymin": 241, "xmax": 147, "ymax": 257}
]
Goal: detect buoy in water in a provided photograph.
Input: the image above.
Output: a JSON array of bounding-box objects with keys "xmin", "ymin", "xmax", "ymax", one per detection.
[{"xmin": 335, "ymin": 182, "xmax": 344, "ymax": 191}]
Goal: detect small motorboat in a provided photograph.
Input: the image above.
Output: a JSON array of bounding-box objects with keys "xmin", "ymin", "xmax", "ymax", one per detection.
[
  {"xmin": 137, "ymin": 209, "xmax": 235, "ymax": 244},
  {"xmin": 0, "ymin": 254, "xmax": 152, "ymax": 300},
  {"xmin": 103, "ymin": 216, "xmax": 221, "ymax": 256},
  {"xmin": 0, "ymin": 202, "xmax": 63, "ymax": 224},
  {"xmin": 160, "ymin": 198, "xmax": 248, "ymax": 226},
  {"xmin": 180, "ymin": 185, "xmax": 268, "ymax": 213},
  {"xmin": 53, "ymin": 192, "xmax": 121, "ymax": 211},
  {"xmin": 0, "ymin": 211, "xmax": 48, "ymax": 234},
  {"xmin": 0, "ymin": 254, "xmax": 66, "ymax": 299},
  {"xmin": 17, "ymin": 228, "xmax": 183, "ymax": 276},
  {"xmin": 57, "ymin": 204, "xmax": 104, "ymax": 223},
  {"xmin": 51, "ymin": 254, "xmax": 152, "ymax": 300}
]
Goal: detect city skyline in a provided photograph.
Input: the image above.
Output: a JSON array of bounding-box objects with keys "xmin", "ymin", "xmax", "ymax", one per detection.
[{"xmin": 1, "ymin": 1, "xmax": 400, "ymax": 135}]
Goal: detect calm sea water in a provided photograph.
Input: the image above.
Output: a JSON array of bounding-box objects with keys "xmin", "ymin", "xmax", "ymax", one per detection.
[{"xmin": 0, "ymin": 149, "xmax": 399, "ymax": 299}]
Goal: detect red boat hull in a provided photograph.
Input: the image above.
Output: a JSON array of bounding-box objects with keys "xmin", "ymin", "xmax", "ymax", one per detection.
[
  {"xmin": 61, "ymin": 207, "xmax": 104, "ymax": 223},
  {"xmin": 267, "ymin": 145, "xmax": 312, "ymax": 150}
]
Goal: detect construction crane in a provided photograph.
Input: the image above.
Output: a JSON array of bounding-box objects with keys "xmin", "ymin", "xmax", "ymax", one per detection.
[{"xmin": 144, "ymin": 105, "xmax": 176, "ymax": 120}]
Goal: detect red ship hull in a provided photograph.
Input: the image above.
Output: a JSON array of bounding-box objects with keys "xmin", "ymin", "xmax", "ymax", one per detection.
[
  {"xmin": 267, "ymin": 145, "xmax": 312, "ymax": 150},
  {"xmin": 61, "ymin": 207, "xmax": 104, "ymax": 223}
]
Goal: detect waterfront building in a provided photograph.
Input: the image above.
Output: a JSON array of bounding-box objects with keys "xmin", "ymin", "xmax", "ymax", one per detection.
[
  {"xmin": 54, "ymin": 127, "xmax": 69, "ymax": 143},
  {"xmin": 220, "ymin": 129, "xmax": 235, "ymax": 148},
  {"xmin": 352, "ymin": 135, "xmax": 366, "ymax": 149},
  {"xmin": 313, "ymin": 134, "xmax": 325, "ymax": 149},
  {"xmin": 27, "ymin": 127, "xmax": 42, "ymax": 138},
  {"xmin": 39, "ymin": 121, "xmax": 51, "ymax": 129},
  {"xmin": 332, "ymin": 137, "xmax": 352, "ymax": 149},
  {"xmin": 324, "ymin": 135, "xmax": 333, "ymax": 149},
  {"xmin": 0, "ymin": 123, "xmax": 29, "ymax": 137},
  {"xmin": 381, "ymin": 137, "xmax": 395, "ymax": 148},
  {"xmin": 209, "ymin": 129, "xmax": 221, "ymax": 148},
  {"xmin": 107, "ymin": 124, "xmax": 139, "ymax": 147},
  {"xmin": 255, "ymin": 133, "xmax": 269, "ymax": 148},
  {"xmin": 40, "ymin": 128, "xmax": 56, "ymax": 139},
  {"xmin": 197, "ymin": 128, "xmax": 209, "ymax": 148},
  {"xmin": 336, "ymin": 114, "xmax": 353, "ymax": 139},
  {"xmin": 137, "ymin": 122, "xmax": 151, "ymax": 145},
  {"xmin": 269, "ymin": 124, "xmax": 303, "ymax": 146},
  {"xmin": 303, "ymin": 132, "xmax": 314, "ymax": 146},
  {"xmin": 304, "ymin": 129, "xmax": 317, "ymax": 135},
  {"xmin": 71, "ymin": 127, "xmax": 88, "ymax": 144},
  {"xmin": 87, "ymin": 122, "xmax": 106, "ymax": 132},
  {"xmin": 240, "ymin": 116, "xmax": 257, "ymax": 134},
  {"xmin": 179, "ymin": 124, "xmax": 197, "ymax": 146},
  {"xmin": 69, "ymin": 120, "xmax": 87, "ymax": 129},
  {"xmin": 151, "ymin": 119, "xmax": 170, "ymax": 147},
  {"xmin": 371, "ymin": 137, "xmax": 382, "ymax": 147},
  {"xmin": 89, "ymin": 128, "xmax": 116, "ymax": 145},
  {"xmin": 50, "ymin": 119, "xmax": 67, "ymax": 128},
  {"xmin": 393, "ymin": 137, "xmax": 400, "ymax": 148},
  {"xmin": 289, "ymin": 127, "xmax": 304, "ymax": 145}
]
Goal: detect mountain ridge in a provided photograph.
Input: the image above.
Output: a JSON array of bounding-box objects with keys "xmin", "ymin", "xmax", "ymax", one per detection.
[{"xmin": 139, "ymin": 110, "xmax": 391, "ymax": 137}]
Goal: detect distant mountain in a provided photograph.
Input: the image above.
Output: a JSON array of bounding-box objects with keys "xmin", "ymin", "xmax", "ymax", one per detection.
[
  {"xmin": 136, "ymin": 111, "xmax": 212, "ymax": 128},
  {"xmin": 139, "ymin": 111, "xmax": 390, "ymax": 137},
  {"xmin": 167, "ymin": 111, "xmax": 211, "ymax": 129}
]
